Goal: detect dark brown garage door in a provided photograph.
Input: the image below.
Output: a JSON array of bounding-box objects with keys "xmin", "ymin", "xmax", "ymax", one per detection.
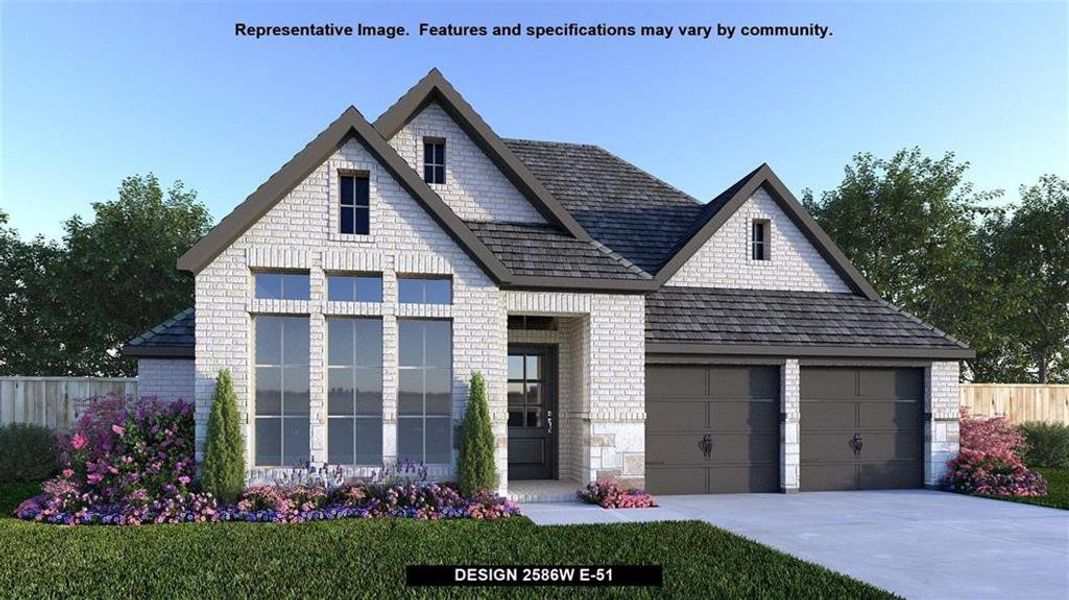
[
  {"xmin": 646, "ymin": 366, "xmax": 780, "ymax": 494},
  {"xmin": 801, "ymin": 367, "xmax": 924, "ymax": 491}
]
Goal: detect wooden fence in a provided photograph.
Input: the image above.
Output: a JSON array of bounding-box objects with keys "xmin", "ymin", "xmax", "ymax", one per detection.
[
  {"xmin": 961, "ymin": 383, "xmax": 1069, "ymax": 425},
  {"xmin": 0, "ymin": 377, "xmax": 138, "ymax": 430}
]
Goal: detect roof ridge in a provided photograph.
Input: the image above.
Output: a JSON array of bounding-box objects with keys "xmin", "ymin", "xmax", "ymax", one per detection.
[
  {"xmin": 502, "ymin": 137, "xmax": 601, "ymax": 149},
  {"xmin": 587, "ymin": 238, "xmax": 653, "ymax": 279}
]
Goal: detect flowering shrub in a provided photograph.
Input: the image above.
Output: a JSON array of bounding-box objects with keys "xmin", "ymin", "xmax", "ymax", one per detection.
[
  {"xmin": 13, "ymin": 394, "xmax": 219, "ymax": 525},
  {"xmin": 577, "ymin": 479, "xmax": 657, "ymax": 508},
  {"xmin": 943, "ymin": 408, "xmax": 1047, "ymax": 497}
]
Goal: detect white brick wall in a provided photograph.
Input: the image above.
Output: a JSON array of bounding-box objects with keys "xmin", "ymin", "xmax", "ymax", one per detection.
[
  {"xmin": 389, "ymin": 102, "xmax": 547, "ymax": 224},
  {"xmin": 780, "ymin": 359, "xmax": 800, "ymax": 491},
  {"xmin": 926, "ymin": 361, "xmax": 961, "ymax": 486},
  {"xmin": 137, "ymin": 358, "xmax": 195, "ymax": 402},
  {"xmin": 195, "ymin": 137, "xmax": 508, "ymax": 486},
  {"xmin": 667, "ymin": 188, "xmax": 851, "ymax": 292}
]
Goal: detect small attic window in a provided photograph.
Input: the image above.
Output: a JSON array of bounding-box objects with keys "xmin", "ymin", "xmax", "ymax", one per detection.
[
  {"xmin": 423, "ymin": 138, "xmax": 445, "ymax": 184},
  {"xmin": 340, "ymin": 173, "xmax": 370, "ymax": 235},
  {"xmin": 751, "ymin": 220, "xmax": 770, "ymax": 261}
]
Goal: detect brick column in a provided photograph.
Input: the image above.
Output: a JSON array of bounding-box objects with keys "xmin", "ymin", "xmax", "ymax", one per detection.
[
  {"xmin": 781, "ymin": 359, "xmax": 800, "ymax": 492},
  {"xmin": 925, "ymin": 361, "xmax": 960, "ymax": 486}
]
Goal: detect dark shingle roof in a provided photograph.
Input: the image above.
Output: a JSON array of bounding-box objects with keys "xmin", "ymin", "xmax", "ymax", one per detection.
[
  {"xmin": 502, "ymin": 138, "xmax": 706, "ymax": 274},
  {"xmin": 467, "ymin": 221, "xmax": 650, "ymax": 280},
  {"xmin": 123, "ymin": 308, "xmax": 195, "ymax": 358},
  {"xmin": 646, "ymin": 287, "xmax": 969, "ymax": 351}
]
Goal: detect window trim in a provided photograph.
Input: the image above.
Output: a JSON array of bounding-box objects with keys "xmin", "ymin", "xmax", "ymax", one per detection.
[
  {"xmin": 423, "ymin": 137, "xmax": 446, "ymax": 185},
  {"xmin": 326, "ymin": 317, "xmax": 384, "ymax": 466},
  {"xmin": 253, "ymin": 315, "xmax": 311, "ymax": 467},
  {"xmin": 325, "ymin": 272, "xmax": 384, "ymax": 303},
  {"xmin": 397, "ymin": 318, "xmax": 453, "ymax": 465},
  {"xmin": 338, "ymin": 170, "xmax": 371, "ymax": 236},
  {"xmin": 253, "ymin": 270, "xmax": 311, "ymax": 301},
  {"xmin": 751, "ymin": 219, "xmax": 770, "ymax": 262},
  {"xmin": 397, "ymin": 274, "xmax": 453, "ymax": 305}
]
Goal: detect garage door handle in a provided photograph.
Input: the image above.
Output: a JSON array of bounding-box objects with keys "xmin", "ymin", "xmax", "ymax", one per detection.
[
  {"xmin": 849, "ymin": 432, "xmax": 863, "ymax": 458},
  {"xmin": 698, "ymin": 434, "xmax": 713, "ymax": 459}
]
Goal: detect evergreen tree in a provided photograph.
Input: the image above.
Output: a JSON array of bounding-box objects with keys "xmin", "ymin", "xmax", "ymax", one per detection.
[
  {"xmin": 201, "ymin": 369, "xmax": 245, "ymax": 501},
  {"xmin": 457, "ymin": 372, "xmax": 498, "ymax": 496}
]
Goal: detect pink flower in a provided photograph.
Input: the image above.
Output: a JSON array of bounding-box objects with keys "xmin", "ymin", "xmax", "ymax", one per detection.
[
  {"xmin": 178, "ymin": 476, "xmax": 191, "ymax": 485},
  {"xmin": 87, "ymin": 473, "xmax": 103, "ymax": 484},
  {"xmin": 70, "ymin": 433, "xmax": 88, "ymax": 450},
  {"xmin": 62, "ymin": 469, "xmax": 74, "ymax": 478},
  {"xmin": 112, "ymin": 424, "xmax": 126, "ymax": 436}
]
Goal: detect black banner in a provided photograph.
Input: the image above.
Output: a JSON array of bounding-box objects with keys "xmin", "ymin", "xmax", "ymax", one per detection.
[{"xmin": 406, "ymin": 565, "xmax": 662, "ymax": 587}]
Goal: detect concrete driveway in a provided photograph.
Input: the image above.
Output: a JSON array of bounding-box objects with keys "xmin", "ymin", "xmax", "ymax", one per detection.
[{"xmin": 521, "ymin": 490, "xmax": 1069, "ymax": 599}]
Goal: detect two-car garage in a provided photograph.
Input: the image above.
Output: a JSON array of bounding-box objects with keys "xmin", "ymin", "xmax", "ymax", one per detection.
[{"xmin": 645, "ymin": 364, "xmax": 925, "ymax": 495}]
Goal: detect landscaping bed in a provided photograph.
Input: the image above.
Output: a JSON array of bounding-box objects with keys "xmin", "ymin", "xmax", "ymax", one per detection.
[
  {"xmin": 990, "ymin": 468, "xmax": 1069, "ymax": 510},
  {"xmin": 0, "ymin": 506, "xmax": 895, "ymax": 599}
]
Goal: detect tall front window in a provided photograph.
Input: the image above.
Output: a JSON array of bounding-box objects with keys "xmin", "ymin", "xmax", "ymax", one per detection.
[
  {"xmin": 423, "ymin": 138, "xmax": 445, "ymax": 184},
  {"xmin": 398, "ymin": 319, "xmax": 452, "ymax": 464},
  {"xmin": 254, "ymin": 316, "xmax": 310, "ymax": 466},
  {"xmin": 327, "ymin": 318, "xmax": 383, "ymax": 465},
  {"xmin": 340, "ymin": 173, "xmax": 370, "ymax": 235}
]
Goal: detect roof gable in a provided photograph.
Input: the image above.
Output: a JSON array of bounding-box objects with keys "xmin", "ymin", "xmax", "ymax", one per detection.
[
  {"xmin": 653, "ymin": 164, "xmax": 880, "ymax": 299},
  {"xmin": 176, "ymin": 106, "xmax": 510, "ymax": 280},
  {"xmin": 373, "ymin": 69, "xmax": 591, "ymax": 240}
]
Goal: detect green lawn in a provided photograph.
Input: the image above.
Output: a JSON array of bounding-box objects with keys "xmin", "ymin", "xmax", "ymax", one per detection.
[{"xmin": 0, "ymin": 483, "xmax": 894, "ymax": 599}]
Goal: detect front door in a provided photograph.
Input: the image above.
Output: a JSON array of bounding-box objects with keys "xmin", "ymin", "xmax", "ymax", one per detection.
[{"xmin": 507, "ymin": 345, "xmax": 557, "ymax": 480}]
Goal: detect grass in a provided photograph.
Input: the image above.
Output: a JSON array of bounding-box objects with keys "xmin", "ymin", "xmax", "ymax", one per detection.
[{"xmin": 0, "ymin": 483, "xmax": 894, "ymax": 599}]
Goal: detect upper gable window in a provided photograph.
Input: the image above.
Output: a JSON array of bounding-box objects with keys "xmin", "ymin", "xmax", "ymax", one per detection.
[
  {"xmin": 327, "ymin": 273, "xmax": 383, "ymax": 303},
  {"xmin": 398, "ymin": 276, "xmax": 452, "ymax": 304},
  {"xmin": 423, "ymin": 138, "xmax": 445, "ymax": 185},
  {"xmin": 339, "ymin": 173, "xmax": 370, "ymax": 235},
  {"xmin": 255, "ymin": 271, "xmax": 310, "ymax": 300},
  {"xmin": 751, "ymin": 220, "xmax": 770, "ymax": 261}
]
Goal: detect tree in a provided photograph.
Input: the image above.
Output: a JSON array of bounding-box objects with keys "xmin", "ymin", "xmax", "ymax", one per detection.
[
  {"xmin": 57, "ymin": 174, "xmax": 210, "ymax": 375},
  {"xmin": 803, "ymin": 148, "xmax": 1003, "ymax": 379},
  {"xmin": 457, "ymin": 372, "xmax": 497, "ymax": 496},
  {"xmin": 985, "ymin": 175, "xmax": 1069, "ymax": 382},
  {"xmin": 201, "ymin": 370, "xmax": 246, "ymax": 502}
]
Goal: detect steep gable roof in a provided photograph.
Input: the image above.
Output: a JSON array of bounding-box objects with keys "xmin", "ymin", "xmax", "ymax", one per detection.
[
  {"xmin": 176, "ymin": 106, "xmax": 511, "ymax": 281},
  {"xmin": 651, "ymin": 163, "xmax": 879, "ymax": 299},
  {"xmin": 373, "ymin": 69, "xmax": 591, "ymax": 240}
]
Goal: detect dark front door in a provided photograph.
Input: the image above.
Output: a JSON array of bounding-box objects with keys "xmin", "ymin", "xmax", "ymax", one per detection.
[
  {"xmin": 800, "ymin": 367, "xmax": 924, "ymax": 491},
  {"xmin": 646, "ymin": 365, "xmax": 780, "ymax": 494},
  {"xmin": 507, "ymin": 345, "xmax": 558, "ymax": 480}
]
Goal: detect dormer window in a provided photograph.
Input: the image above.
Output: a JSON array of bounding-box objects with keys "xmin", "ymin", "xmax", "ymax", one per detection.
[
  {"xmin": 423, "ymin": 138, "xmax": 445, "ymax": 184},
  {"xmin": 752, "ymin": 220, "xmax": 770, "ymax": 261},
  {"xmin": 340, "ymin": 173, "xmax": 370, "ymax": 235}
]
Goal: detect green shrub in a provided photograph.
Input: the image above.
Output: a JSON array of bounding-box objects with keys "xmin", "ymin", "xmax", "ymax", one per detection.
[
  {"xmin": 1020, "ymin": 422, "xmax": 1069, "ymax": 468},
  {"xmin": 0, "ymin": 423, "xmax": 58, "ymax": 483},
  {"xmin": 457, "ymin": 372, "xmax": 497, "ymax": 496},
  {"xmin": 201, "ymin": 369, "xmax": 245, "ymax": 502}
]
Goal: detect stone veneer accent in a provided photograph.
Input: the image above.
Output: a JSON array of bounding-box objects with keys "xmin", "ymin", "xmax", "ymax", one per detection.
[
  {"xmin": 780, "ymin": 359, "xmax": 800, "ymax": 491},
  {"xmin": 667, "ymin": 188, "xmax": 851, "ymax": 292},
  {"xmin": 388, "ymin": 102, "xmax": 547, "ymax": 224},
  {"xmin": 926, "ymin": 361, "xmax": 961, "ymax": 486},
  {"xmin": 137, "ymin": 358, "xmax": 195, "ymax": 403}
]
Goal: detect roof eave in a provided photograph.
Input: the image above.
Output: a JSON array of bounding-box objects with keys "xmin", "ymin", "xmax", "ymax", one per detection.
[
  {"xmin": 646, "ymin": 342, "xmax": 975, "ymax": 360},
  {"xmin": 122, "ymin": 345, "xmax": 195, "ymax": 359}
]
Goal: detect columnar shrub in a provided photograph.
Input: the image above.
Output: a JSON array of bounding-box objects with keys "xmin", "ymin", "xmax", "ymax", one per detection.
[
  {"xmin": 0, "ymin": 423, "xmax": 59, "ymax": 483},
  {"xmin": 201, "ymin": 369, "xmax": 246, "ymax": 502},
  {"xmin": 1019, "ymin": 422, "xmax": 1069, "ymax": 468},
  {"xmin": 457, "ymin": 372, "xmax": 497, "ymax": 496},
  {"xmin": 943, "ymin": 408, "xmax": 1047, "ymax": 497}
]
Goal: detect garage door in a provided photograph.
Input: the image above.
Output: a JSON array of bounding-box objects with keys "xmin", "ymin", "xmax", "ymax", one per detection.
[
  {"xmin": 646, "ymin": 366, "xmax": 780, "ymax": 494},
  {"xmin": 801, "ymin": 367, "xmax": 924, "ymax": 491}
]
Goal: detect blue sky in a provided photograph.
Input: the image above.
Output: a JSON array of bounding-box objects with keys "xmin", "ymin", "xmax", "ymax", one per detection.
[{"xmin": 2, "ymin": 1, "xmax": 1066, "ymax": 240}]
